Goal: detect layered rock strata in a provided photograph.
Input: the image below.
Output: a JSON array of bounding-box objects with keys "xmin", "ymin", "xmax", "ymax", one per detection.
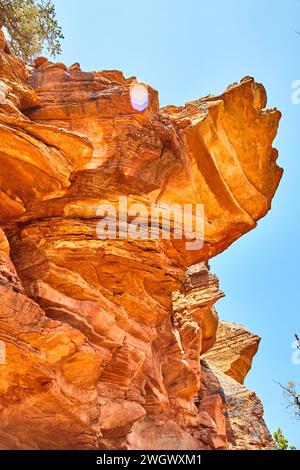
[{"xmin": 0, "ymin": 30, "xmax": 282, "ymax": 449}]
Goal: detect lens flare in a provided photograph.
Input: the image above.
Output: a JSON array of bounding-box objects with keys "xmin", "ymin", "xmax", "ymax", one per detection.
[{"xmin": 130, "ymin": 83, "xmax": 149, "ymax": 112}]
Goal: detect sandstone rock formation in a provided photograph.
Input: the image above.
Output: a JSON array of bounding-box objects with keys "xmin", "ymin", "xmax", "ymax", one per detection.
[
  {"xmin": 0, "ymin": 29, "xmax": 282, "ymax": 449},
  {"xmin": 200, "ymin": 322, "xmax": 275, "ymax": 450},
  {"xmin": 202, "ymin": 321, "xmax": 260, "ymax": 384}
]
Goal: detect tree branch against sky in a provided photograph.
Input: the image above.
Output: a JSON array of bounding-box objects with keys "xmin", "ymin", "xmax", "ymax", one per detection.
[
  {"xmin": 279, "ymin": 381, "xmax": 300, "ymax": 420},
  {"xmin": 0, "ymin": 0, "xmax": 63, "ymax": 62}
]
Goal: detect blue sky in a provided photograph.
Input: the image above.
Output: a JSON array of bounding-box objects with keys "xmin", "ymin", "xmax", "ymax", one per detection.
[{"xmin": 52, "ymin": 0, "xmax": 300, "ymax": 448}]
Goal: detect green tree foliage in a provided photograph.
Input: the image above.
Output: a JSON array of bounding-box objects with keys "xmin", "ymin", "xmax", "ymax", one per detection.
[
  {"xmin": 0, "ymin": 0, "xmax": 63, "ymax": 62},
  {"xmin": 273, "ymin": 428, "xmax": 296, "ymax": 450}
]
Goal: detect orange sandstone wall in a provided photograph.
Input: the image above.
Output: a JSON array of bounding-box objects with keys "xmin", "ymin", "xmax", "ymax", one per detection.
[{"xmin": 0, "ymin": 30, "xmax": 281, "ymax": 449}]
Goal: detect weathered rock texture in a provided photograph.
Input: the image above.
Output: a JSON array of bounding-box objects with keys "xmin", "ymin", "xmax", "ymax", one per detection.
[
  {"xmin": 202, "ymin": 321, "xmax": 260, "ymax": 384},
  {"xmin": 0, "ymin": 30, "xmax": 282, "ymax": 449}
]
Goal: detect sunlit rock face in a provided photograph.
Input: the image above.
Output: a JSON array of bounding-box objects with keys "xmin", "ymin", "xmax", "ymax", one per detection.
[
  {"xmin": 0, "ymin": 29, "xmax": 282, "ymax": 449},
  {"xmin": 202, "ymin": 321, "xmax": 260, "ymax": 384},
  {"xmin": 200, "ymin": 360, "xmax": 276, "ymax": 450}
]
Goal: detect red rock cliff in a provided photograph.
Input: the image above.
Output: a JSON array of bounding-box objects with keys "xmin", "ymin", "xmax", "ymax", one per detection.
[{"xmin": 0, "ymin": 30, "xmax": 281, "ymax": 449}]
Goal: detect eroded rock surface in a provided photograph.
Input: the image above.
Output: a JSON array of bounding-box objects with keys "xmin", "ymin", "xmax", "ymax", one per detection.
[
  {"xmin": 0, "ymin": 30, "xmax": 281, "ymax": 449},
  {"xmin": 200, "ymin": 361, "xmax": 276, "ymax": 450}
]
